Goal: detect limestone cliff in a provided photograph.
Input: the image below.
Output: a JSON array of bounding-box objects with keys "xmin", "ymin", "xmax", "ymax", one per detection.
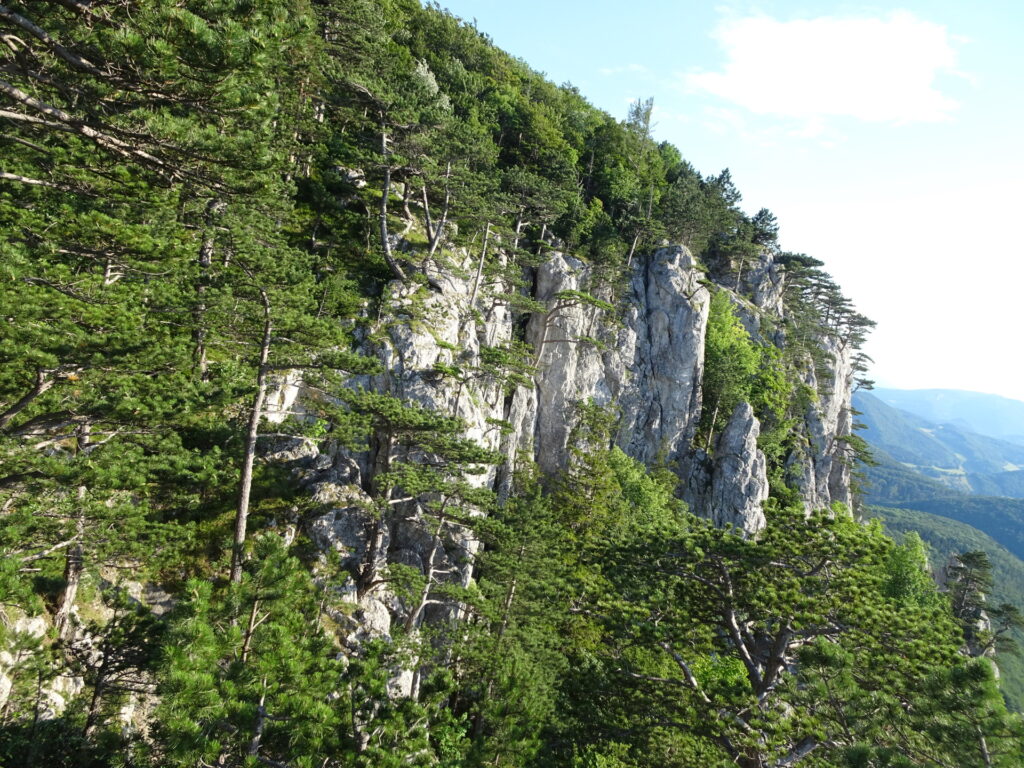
[{"xmin": 265, "ymin": 242, "xmax": 858, "ymax": 647}]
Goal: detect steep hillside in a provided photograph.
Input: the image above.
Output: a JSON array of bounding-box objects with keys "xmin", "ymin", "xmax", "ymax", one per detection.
[
  {"xmin": 968, "ymin": 469, "xmax": 1024, "ymax": 498},
  {"xmin": 861, "ymin": 446, "xmax": 1024, "ymax": 569},
  {"xmin": 883, "ymin": 496, "xmax": 1024, "ymax": 563},
  {"xmin": 861, "ymin": 448, "xmax": 966, "ymax": 504},
  {"xmin": 1, "ymin": 2, "xmax": 1019, "ymax": 766}
]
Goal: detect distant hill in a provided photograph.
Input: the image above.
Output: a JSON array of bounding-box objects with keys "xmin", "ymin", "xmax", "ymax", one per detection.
[
  {"xmin": 967, "ymin": 469, "xmax": 1024, "ymax": 498},
  {"xmin": 862, "ymin": 448, "xmax": 1024, "ymax": 510},
  {"xmin": 873, "ymin": 388, "xmax": 1024, "ymax": 446},
  {"xmin": 867, "ymin": 506, "xmax": 1024, "ymax": 711},
  {"xmin": 860, "ymin": 449, "xmax": 965, "ymax": 503},
  {"xmin": 861, "ymin": 456, "xmax": 1024, "ymax": 565},
  {"xmin": 854, "ymin": 391, "xmax": 1024, "ymax": 496},
  {"xmin": 879, "ymin": 495, "xmax": 1024, "ymax": 564}
]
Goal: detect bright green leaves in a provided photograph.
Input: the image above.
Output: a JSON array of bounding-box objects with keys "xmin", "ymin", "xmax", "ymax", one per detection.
[
  {"xmin": 883, "ymin": 532, "xmax": 942, "ymax": 608},
  {"xmin": 0, "ymin": 4, "xmax": 1001, "ymax": 767},
  {"xmin": 555, "ymin": 494, "xmax": 1011, "ymax": 767},
  {"xmin": 700, "ymin": 289, "xmax": 796, "ymax": 468},
  {"xmin": 157, "ymin": 535, "xmax": 346, "ymax": 767},
  {"xmin": 700, "ymin": 291, "xmax": 761, "ymax": 449},
  {"xmin": 698, "ymin": 291, "xmax": 806, "ymax": 501}
]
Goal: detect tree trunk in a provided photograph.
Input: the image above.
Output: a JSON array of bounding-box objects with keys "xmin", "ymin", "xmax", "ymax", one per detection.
[
  {"xmin": 404, "ymin": 513, "xmax": 446, "ymax": 633},
  {"xmin": 378, "ymin": 122, "xmax": 407, "ymax": 281},
  {"xmin": 468, "ymin": 222, "xmax": 491, "ymax": 310},
  {"xmin": 704, "ymin": 396, "xmax": 721, "ymax": 454},
  {"xmin": 358, "ymin": 431, "xmax": 394, "ymax": 597},
  {"xmin": 102, "ymin": 259, "xmax": 120, "ymax": 286},
  {"xmin": 512, "ymin": 213, "xmax": 525, "ymax": 252},
  {"xmin": 401, "ymin": 178, "xmax": 413, "ymax": 221},
  {"xmin": 241, "ymin": 598, "xmax": 263, "ymax": 664},
  {"xmin": 54, "ymin": 487, "xmax": 86, "ymax": 641},
  {"xmin": 426, "ymin": 162, "xmax": 452, "ymax": 261},
  {"xmin": 82, "ymin": 674, "xmax": 104, "ymax": 739},
  {"xmin": 55, "ymin": 547, "xmax": 82, "ymax": 640},
  {"xmin": 247, "ymin": 685, "xmax": 268, "ymax": 756},
  {"xmin": 0, "ymin": 368, "xmax": 54, "ymax": 431},
  {"xmin": 230, "ymin": 290, "xmax": 273, "ymax": 583},
  {"xmin": 421, "ymin": 183, "xmax": 434, "ymax": 243},
  {"xmin": 192, "ymin": 198, "xmax": 222, "ymax": 381},
  {"xmin": 977, "ymin": 726, "xmax": 994, "ymax": 768},
  {"xmin": 625, "ymin": 230, "xmax": 641, "ymax": 268}
]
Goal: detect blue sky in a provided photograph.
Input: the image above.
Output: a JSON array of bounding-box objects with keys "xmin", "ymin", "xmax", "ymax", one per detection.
[{"xmin": 437, "ymin": 1, "xmax": 1024, "ymax": 402}]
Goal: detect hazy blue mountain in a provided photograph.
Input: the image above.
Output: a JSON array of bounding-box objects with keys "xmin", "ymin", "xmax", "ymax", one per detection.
[
  {"xmin": 853, "ymin": 391, "xmax": 1024, "ymax": 495},
  {"xmin": 873, "ymin": 387, "xmax": 1024, "ymax": 446}
]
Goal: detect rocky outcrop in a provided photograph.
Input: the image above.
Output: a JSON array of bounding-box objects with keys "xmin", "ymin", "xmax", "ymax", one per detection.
[
  {"xmin": 528, "ymin": 245, "xmax": 709, "ymax": 474},
  {"xmin": 615, "ymin": 247, "xmax": 711, "ymax": 467},
  {"xmin": 262, "ymin": 241, "xmax": 856, "ymax": 644},
  {"xmin": 683, "ymin": 403, "xmax": 770, "ymax": 536},
  {"xmin": 742, "ymin": 251, "xmax": 785, "ymax": 317},
  {"xmin": 708, "ymin": 403, "xmax": 769, "ymax": 534},
  {"xmin": 790, "ymin": 335, "xmax": 855, "ymax": 511},
  {"xmin": 0, "ymin": 616, "xmax": 85, "ymax": 721}
]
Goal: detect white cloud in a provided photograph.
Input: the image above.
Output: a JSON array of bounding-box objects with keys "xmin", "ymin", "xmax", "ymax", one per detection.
[
  {"xmin": 685, "ymin": 11, "xmax": 961, "ymax": 126},
  {"xmin": 650, "ymin": 104, "xmax": 691, "ymax": 126},
  {"xmin": 696, "ymin": 105, "xmax": 844, "ymax": 148},
  {"xmin": 599, "ymin": 63, "xmax": 648, "ymax": 76}
]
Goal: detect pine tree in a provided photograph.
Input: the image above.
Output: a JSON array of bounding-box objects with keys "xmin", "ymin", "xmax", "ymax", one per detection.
[{"xmin": 156, "ymin": 534, "xmax": 346, "ymax": 767}]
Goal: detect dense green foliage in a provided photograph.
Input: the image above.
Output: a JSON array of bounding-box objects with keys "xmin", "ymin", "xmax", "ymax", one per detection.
[
  {"xmin": 871, "ymin": 505, "xmax": 1024, "ymax": 710},
  {"xmin": 699, "ymin": 291, "xmax": 797, "ymax": 497},
  {"xmin": 0, "ymin": 1, "xmax": 1019, "ymax": 766},
  {"xmin": 857, "ymin": 393, "xmax": 1024, "ymax": 711}
]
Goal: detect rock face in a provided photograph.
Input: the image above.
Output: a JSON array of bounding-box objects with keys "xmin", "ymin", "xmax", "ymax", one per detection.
[
  {"xmin": 707, "ymin": 403, "xmax": 769, "ymax": 534},
  {"xmin": 528, "ymin": 246, "xmax": 709, "ymax": 475},
  {"xmin": 264, "ymin": 243, "xmax": 855, "ymax": 642},
  {"xmin": 742, "ymin": 251, "xmax": 786, "ymax": 317},
  {"xmin": 790, "ymin": 335, "xmax": 855, "ymax": 511},
  {"xmin": 0, "ymin": 615, "xmax": 85, "ymax": 721}
]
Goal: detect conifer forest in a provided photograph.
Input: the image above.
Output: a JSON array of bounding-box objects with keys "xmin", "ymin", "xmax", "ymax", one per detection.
[{"xmin": 0, "ymin": 2, "xmax": 1021, "ymax": 766}]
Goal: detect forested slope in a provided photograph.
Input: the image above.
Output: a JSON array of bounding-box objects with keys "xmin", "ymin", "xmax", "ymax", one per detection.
[
  {"xmin": 869, "ymin": 506, "xmax": 1024, "ymax": 711},
  {"xmin": 0, "ymin": 2, "xmax": 1020, "ymax": 766}
]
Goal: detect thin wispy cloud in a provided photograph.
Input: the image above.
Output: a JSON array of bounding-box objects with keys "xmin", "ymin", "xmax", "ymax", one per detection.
[
  {"xmin": 685, "ymin": 11, "xmax": 962, "ymax": 127},
  {"xmin": 599, "ymin": 63, "xmax": 648, "ymax": 76}
]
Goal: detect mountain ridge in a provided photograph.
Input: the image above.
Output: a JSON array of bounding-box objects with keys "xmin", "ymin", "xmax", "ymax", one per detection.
[
  {"xmin": 874, "ymin": 387, "xmax": 1024, "ymax": 446},
  {"xmin": 854, "ymin": 390, "xmax": 1024, "ymax": 496}
]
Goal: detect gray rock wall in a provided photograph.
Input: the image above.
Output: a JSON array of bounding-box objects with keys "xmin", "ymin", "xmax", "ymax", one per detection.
[
  {"xmin": 527, "ymin": 246, "xmax": 709, "ymax": 475},
  {"xmin": 793, "ymin": 334, "xmax": 855, "ymax": 511},
  {"xmin": 268, "ymin": 242, "xmax": 856, "ymax": 646}
]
